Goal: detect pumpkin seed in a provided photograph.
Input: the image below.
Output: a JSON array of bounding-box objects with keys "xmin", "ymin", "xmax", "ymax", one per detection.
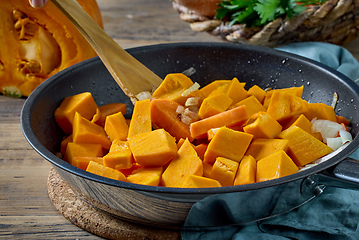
[{"xmin": 12, "ymin": 9, "xmax": 26, "ymax": 21}]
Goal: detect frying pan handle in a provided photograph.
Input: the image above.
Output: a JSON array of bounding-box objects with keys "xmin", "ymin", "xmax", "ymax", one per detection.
[
  {"xmin": 332, "ymin": 158, "xmax": 359, "ymax": 184},
  {"xmin": 316, "ymin": 158, "xmax": 359, "ymax": 190}
]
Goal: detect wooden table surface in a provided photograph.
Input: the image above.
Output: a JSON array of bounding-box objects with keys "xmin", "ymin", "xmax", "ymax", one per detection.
[{"xmin": 1, "ymin": 0, "xmax": 358, "ymax": 239}]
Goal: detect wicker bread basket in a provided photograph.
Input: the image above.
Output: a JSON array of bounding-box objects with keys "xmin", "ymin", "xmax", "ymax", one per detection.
[{"xmin": 173, "ymin": 0, "xmax": 359, "ymax": 47}]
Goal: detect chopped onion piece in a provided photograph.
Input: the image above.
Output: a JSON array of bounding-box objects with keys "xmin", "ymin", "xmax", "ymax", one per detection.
[
  {"xmin": 327, "ymin": 137, "xmax": 343, "ymax": 151},
  {"xmin": 339, "ymin": 130, "xmax": 352, "ymax": 144},
  {"xmin": 181, "ymin": 82, "xmax": 200, "ymax": 97},
  {"xmin": 184, "ymin": 108, "xmax": 199, "ymax": 121},
  {"xmin": 182, "ymin": 67, "xmax": 196, "ymax": 77},
  {"xmin": 311, "ymin": 119, "xmax": 345, "ymax": 143},
  {"xmin": 331, "ymin": 92, "xmax": 339, "ymax": 109},
  {"xmin": 181, "ymin": 115, "xmax": 192, "ymax": 125},
  {"xmin": 187, "ymin": 106, "xmax": 199, "ymax": 113},
  {"xmin": 180, "ymin": 108, "xmax": 199, "ymax": 124},
  {"xmin": 185, "ymin": 97, "xmax": 201, "ymax": 107},
  {"xmin": 176, "ymin": 105, "xmax": 184, "ymax": 114},
  {"xmin": 136, "ymin": 91, "xmax": 152, "ymax": 101}
]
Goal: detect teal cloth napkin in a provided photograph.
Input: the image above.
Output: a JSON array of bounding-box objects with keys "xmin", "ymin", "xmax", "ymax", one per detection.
[{"xmin": 181, "ymin": 42, "xmax": 359, "ymax": 240}]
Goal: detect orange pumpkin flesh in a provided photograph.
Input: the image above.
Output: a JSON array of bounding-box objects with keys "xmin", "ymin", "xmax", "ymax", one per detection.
[{"xmin": 0, "ymin": 0, "xmax": 103, "ymax": 97}]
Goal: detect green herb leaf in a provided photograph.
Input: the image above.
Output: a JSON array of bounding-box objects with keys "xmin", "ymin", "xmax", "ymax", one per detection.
[
  {"xmin": 215, "ymin": 0, "xmax": 262, "ymax": 27},
  {"xmin": 215, "ymin": 0, "xmax": 327, "ymax": 27},
  {"xmin": 254, "ymin": 0, "xmax": 281, "ymax": 24}
]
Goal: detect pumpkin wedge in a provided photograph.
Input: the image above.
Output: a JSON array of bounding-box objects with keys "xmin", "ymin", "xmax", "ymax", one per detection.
[{"xmin": 0, "ymin": 0, "xmax": 103, "ymax": 97}]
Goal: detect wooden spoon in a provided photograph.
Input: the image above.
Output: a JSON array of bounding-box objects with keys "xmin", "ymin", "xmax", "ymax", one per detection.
[{"xmin": 50, "ymin": 0, "xmax": 163, "ymax": 103}]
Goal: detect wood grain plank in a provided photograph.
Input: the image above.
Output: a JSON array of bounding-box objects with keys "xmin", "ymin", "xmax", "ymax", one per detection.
[
  {"xmin": 97, "ymin": 0, "xmax": 222, "ymax": 48},
  {"xmin": 0, "ymin": 216, "xmax": 100, "ymax": 239}
]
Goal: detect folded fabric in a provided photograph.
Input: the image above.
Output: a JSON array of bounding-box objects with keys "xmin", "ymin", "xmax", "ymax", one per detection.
[
  {"xmin": 277, "ymin": 42, "xmax": 359, "ymax": 82},
  {"xmin": 259, "ymin": 187, "xmax": 359, "ymax": 240},
  {"xmin": 181, "ymin": 42, "xmax": 359, "ymax": 240}
]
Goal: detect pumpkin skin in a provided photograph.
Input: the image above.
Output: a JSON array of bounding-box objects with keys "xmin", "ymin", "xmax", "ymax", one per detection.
[{"xmin": 0, "ymin": 0, "xmax": 103, "ymax": 97}]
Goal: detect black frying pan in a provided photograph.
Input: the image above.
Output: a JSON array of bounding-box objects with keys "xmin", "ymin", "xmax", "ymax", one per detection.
[{"xmin": 21, "ymin": 42, "xmax": 359, "ymax": 228}]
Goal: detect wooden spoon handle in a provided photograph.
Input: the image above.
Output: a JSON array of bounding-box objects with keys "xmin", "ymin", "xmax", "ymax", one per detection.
[{"xmin": 51, "ymin": 0, "xmax": 163, "ymax": 102}]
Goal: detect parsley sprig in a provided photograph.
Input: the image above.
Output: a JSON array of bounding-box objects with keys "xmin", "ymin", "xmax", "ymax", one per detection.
[{"xmin": 215, "ymin": 0, "xmax": 326, "ymax": 27}]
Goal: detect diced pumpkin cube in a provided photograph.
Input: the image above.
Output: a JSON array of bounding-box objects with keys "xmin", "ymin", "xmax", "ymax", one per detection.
[
  {"xmin": 200, "ymin": 80, "xmax": 231, "ymax": 97},
  {"xmin": 232, "ymin": 95, "xmax": 266, "ymax": 118},
  {"xmin": 206, "ymin": 78, "xmax": 247, "ymax": 103},
  {"xmin": 103, "ymin": 141, "xmax": 133, "ymax": 170},
  {"xmin": 204, "ymin": 127, "xmax": 253, "ymax": 164},
  {"xmin": 203, "ymin": 161, "xmax": 213, "ymax": 178},
  {"xmin": 247, "ymin": 85, "xmax": 266, "ymax": 103},
  {"xmin": 278, "ymin": 126, "xmax": 333, "ymax": 167},
  {"xmin": 60, "ymin": 134, "xmax": 73, "ymax": 157},
  {"xmin": 181, "ymin": 175, "xmax": 222, "ymax": 188},
  {"xmin": 128, "ymin": 129, "xmax": 177, "ymax": 167},
  {"xmin": 119, "ymin": 164, "xmax": 142, "ymax": 177},
  {"xmin": 161, "ymin": 138, "xmax": 203, "ymax": 187},
  {"xmin": 198, "ymin": 93, "xmax": 233, "ymax": 119},
  {"xmin": 210, "ymin": 157, "xmax": 239, "ymax": 187},
  {"xmin": 283, "ymin": 115, "xmax": 321, "ymax": 142},
  {"xmin": 91, "ymin": 108, "xmax": 101, "ymax": 126},
  {"xmin": 223, "ymin": 77, "xmax": 248, "ymax": 104},
  {"xmin": 245, "ymin": 138, "xmax": 289, "ymax": 161},
  {"xmin": 281, "ymin": 114, "xmax": 312, "ymax": 133},
  {"xmin": 104, "ymin": 111, "xmax": 129, "ymax": 141},
  {"xmin": 303, "ymin": 103, "xmax": 337, "ymax": 122},
  {"xmin": 64, "ymin": 142, "xmax": 103, "ymax": 165},
  {"xmin": 54, "ymin": 92, "xmax": 98, "ymax": 134},
  {"xmin": 86, "ymin": 161, "xmax": 127, "ymax": 181},
  {"xmin": 190, "ymin": 105, "xmax": 248, "ymax": 139},
  {"xmin": 72, "ymin": 156, "xmax": 103, "ymax": 170},
  {"xmin": 256, "ymin": 150, "xmax": 298, "ymax": 182},
  {"xmin": 243, "ymin": 112, "xmax": 282, "ymax": 139},
  {"xmin": 128, "ymin": 99, "xmax": 152, "ymax": 138},
  {"xmin": 234, "ymin": 155, "xmax": 256, "ymax": 185},
  {"xmin": 109, "ymin": 139, "xmax": 129, "ymax": 152},
  {"xmin": 267, "ymin": 91, "xmax": 308, "ymax": 122},
  {"xmin": 194, "ymin": 143, "xmax": 208, "ymax": 160},
  {"xmin": 207, "ymin": 84, "xmax": 229, "ymax": 99},
  {"xmin": 150, "ymin": 99, "xmax": 193, "ymax": 141},
  {"xmin": 103, "ymin": 152, "xmax": 133, "ymax": 170},
  {"xmin": 72, "ymin": 112, "xmax": 111, "ymax": 150},
  {"xmin": 127, "ymin": 167, "xmax": 163, "ymax": 186},
  {"xmin": 263, "ymin": 86, "xmax": 304, "ymax": 108},
  {"xmin": 152, "ymin": 73, "xmax": 194, "ymax": 105},
  {"xmin": 177, "ymin": 138, "xmax": 186, "ymax": 149},
  {"xmin": 92, "ymin": 103, "xmax": 127, "ymax": 127}
]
